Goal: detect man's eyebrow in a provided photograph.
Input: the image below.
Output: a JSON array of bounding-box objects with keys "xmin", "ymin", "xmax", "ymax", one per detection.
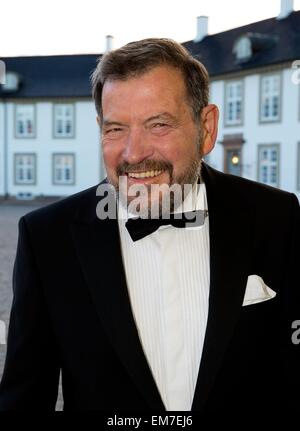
[
  {"xmin": 102, "ymin": 112, "xmax": 176, "ymax": 127},
  {"xmin": 102, "ymin": 119, "xmax": 127, "ymax": 127},
  {"xmin": 144, "ymin": 112, "xmax": 177, "ymax": 123}
]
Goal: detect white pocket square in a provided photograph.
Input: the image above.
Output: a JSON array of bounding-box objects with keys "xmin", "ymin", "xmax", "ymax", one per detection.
[{"xmin": 242, "ymin": 275, "xmax": 276, "ymax": 306}]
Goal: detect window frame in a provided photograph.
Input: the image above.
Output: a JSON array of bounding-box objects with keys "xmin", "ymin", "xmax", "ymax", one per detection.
[
  {"xmin": 14, "ymin": 103, "xmax": 37, "ymax": 139},
  {"xmin": 257, "ymin": 143, "xmax": 280, "ymax": 188},
  {"xmin": 14, "ymin": 153, "xmax": 37, "ymax": 185},
  {"xmin": 259, "ymin": 73, "xmax": 282, "ymax": 124},
  {"xmin": 52, "ymin": 153, "xmax": 76, "ymax": 185},
  {"xmin": 233, "ymin": 36, "xmax": 252, "ymax": 61},
  {"xmin": 224, "ymin": 79, "xmax": 244, "ymax": 127},
  {"xmin": 52, "ymin": 103, "xmax": 76, "ymax": 139}
]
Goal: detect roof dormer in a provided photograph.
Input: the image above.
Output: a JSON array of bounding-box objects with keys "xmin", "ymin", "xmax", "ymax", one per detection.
[
  {"xmin": 1, "ymin": 71, "xmax": 21, "ymax": 93},
  {"xmin": 233, "ymin": 35, "xmax": 252, "ymax": 62},
  {"xmin": 233, "ymin": 33, "xmax": 279, "ymax": 64}
]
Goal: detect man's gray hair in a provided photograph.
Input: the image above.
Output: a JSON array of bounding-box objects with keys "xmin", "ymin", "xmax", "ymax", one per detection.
[{"xmin": 91, "ymin": 38, "xmax": 209, "ymax": 124}]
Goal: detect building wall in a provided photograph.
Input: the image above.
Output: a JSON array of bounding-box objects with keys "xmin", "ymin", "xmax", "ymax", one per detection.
[
  {"xmin": 0, "ymin": 99, "xmax": 104, "ymax": 198},
  {"xmin": 209, "ymin": 65, "xmax": 300, "ymax": 200}
]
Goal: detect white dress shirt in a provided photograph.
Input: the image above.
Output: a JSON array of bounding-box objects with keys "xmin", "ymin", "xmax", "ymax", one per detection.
[{"xmin": 117, "ymin": 181, "xmax": 210, "ymax": 411}]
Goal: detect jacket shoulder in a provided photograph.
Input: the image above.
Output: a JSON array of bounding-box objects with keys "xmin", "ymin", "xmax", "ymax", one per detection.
[
  {"xmin": 22, "ymin": 183, "xmax": 100, "ymax": 228},
  {"xmin": 204, "ymin": 164, "xmax": 299, "ymax": 209}
]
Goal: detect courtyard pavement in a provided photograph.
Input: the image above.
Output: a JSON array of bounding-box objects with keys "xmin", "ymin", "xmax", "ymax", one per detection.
[{"xmin": 0, "ymin": 201, "xmax": 63, "ymax": 411}]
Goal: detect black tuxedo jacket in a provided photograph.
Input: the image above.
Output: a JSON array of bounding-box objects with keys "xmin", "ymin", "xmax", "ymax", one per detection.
[{"xmin": 0, "ymin": 164, "xmax": 299, "ymax": 413}]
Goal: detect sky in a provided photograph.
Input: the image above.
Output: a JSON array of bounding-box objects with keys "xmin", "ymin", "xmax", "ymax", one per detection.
[{"xmin": 1, "ymin": 0, "xmax": 300, "ymax": 57}]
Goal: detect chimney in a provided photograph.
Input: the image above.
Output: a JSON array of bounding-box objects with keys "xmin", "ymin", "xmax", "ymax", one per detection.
[
  {"xmin": 277, "ymin": 0, "xmax": 294, "ymax": 19},
  {"xmin": 105, "ymin": 35, "xmax": 114, "ymax": 52},
  {"xmin": 194, "ymin": 16, "xmax": 208, "ymax": 43}
]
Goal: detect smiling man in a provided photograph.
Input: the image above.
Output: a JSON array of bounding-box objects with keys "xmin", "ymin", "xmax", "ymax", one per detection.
[
  {"xmin": 0, "ymin": 38, "xmax": 299, "ymax": 413},
  {"xmin": 95, "ymin": 40, "xmax": 217, "ymax": 218},
  {"xmin": 99, "ymin": 63, "xmax": 214, "ymax": 215}
]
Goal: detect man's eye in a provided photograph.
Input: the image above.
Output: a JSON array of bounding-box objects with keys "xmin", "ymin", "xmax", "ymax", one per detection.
[
  {"xmin": 150, "ymin": 123, "xmax": 172, "ymax": 133},
  {"xmin": 152, "ymin": 123, "xmax": 168, "ymax": 129},
  {"xmin": 105, "ymin": 127, "xmax": 123, "ymax": 134},
  {"xmin": 151, "ymin": 123, "xmax": 170, "ymax": 132}
]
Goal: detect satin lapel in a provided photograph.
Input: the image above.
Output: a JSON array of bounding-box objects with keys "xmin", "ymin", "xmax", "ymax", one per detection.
[
  {"xmin": 69, "ymin": 189, "xmax": 165, "ymax": 411},
  {"xmin": 191, "ymin": 164, "xmax": 255, "ymax": 411}
]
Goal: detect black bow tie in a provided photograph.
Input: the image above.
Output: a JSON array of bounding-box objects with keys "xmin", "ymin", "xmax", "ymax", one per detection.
[{"xmin": 125, "ymin": 210, "xmax": 208, "ymax": 242}]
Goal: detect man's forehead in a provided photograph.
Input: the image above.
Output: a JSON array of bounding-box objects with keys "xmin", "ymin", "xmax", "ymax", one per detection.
[
  {"xmin": 102, "ymin": 65, "xmax": 185, "ymax": 93},
  {"xmin": 100, "ymin": 66, "xmax": 190, "ymax": 125},
  {"xmin": 102, "ymin": 71, "xmax": 186, "ymax": 109}
]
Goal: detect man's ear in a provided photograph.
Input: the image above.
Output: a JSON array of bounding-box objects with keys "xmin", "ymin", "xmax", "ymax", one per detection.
[
  {"xmin": 96, "ymin": 116, "xmax": 100, "ymax": 126},
  {"xmin": 200, "ymin": 104, "xmax": 219, "ymax": 157}
]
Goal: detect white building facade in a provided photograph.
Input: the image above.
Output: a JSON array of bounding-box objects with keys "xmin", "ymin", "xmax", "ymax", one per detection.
[
  {"xmin": 208, "ymin": 63, "xmax": 300, "ymax": 201},
  {"xmin": 0, "ymin": 53, "xmax": 104, "ymax": 199},
  {"xmin": 0, "ymin": 98, "xmax": 102, "ymax": 198},
  {"xmin": 184, "ymin": 1, "xmax": 300, "ymax": 201}
]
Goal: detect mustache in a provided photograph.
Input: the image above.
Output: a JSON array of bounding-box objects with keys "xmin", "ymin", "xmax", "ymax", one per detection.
[{"xmin": 116, "ymin": 160, "xmax": 173, "ymax": 176}]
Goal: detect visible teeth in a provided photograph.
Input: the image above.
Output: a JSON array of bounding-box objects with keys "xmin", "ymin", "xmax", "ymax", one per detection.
[{"xmin": 128, "ymin": 170, "xmax": 163, "ymax": 178}]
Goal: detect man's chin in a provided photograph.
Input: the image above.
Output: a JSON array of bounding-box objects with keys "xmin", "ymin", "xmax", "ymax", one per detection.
[{"xmin": 114, "ymin": 168, "xmax": 200, "ymax": 217}]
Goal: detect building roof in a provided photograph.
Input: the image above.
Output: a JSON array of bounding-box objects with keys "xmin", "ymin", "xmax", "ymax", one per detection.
[
  {"xmin": 1, "ymin": 10, "xmax": 300, "ymax": 98},
  {"xmin": 183, "ymin": 10, "xmax": 300, "ymax": 76},
  {"xmin": 0, "ymin": 54, "xmax": 99, "ymax": 98}
]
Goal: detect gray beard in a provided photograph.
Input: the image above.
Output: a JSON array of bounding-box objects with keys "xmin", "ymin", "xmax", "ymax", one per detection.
[{"xmin": 115, "ymin": 157, "xmax": 203, "ymax": 218}]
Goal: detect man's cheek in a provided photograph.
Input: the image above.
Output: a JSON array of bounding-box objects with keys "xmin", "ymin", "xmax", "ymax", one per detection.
[{"xmin": 103, "ymin": 153, "xmax": 119, "ymax": 174}]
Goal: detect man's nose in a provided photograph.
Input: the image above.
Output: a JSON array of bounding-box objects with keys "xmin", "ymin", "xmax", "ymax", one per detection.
[{"xmin": 123, "ymin": 128, "xmax": 154, "ymax": 164}]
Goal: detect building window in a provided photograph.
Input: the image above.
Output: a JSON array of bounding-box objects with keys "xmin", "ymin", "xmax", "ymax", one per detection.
[
  {"xmin": 14, "ymin": 154, "xmax": 36, "ymax": 184},
  {"xmin": 260, "ymin": 74, "xmax": 281, "ymax": 123},
  {"xmin": 232, "ymin": 36, "xmax": 252, "ymax": 62},
  {"xmin": 53, "ymin": 154, "xmax": 75, "ymax": 185},
  {"xmin": 53, "ymin": 104, "xmax": 75, "ymax": 138},
  {"xmin": 15, "ymin": 105, "xmax": 36, "ymax": 138},
  {"xmin": 225, "ymin": 81, "xmax": 243, "ymax": 126},
  {"xmin": 258, "ymin": 145, "xmax": 280, "ymax": 187}
]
